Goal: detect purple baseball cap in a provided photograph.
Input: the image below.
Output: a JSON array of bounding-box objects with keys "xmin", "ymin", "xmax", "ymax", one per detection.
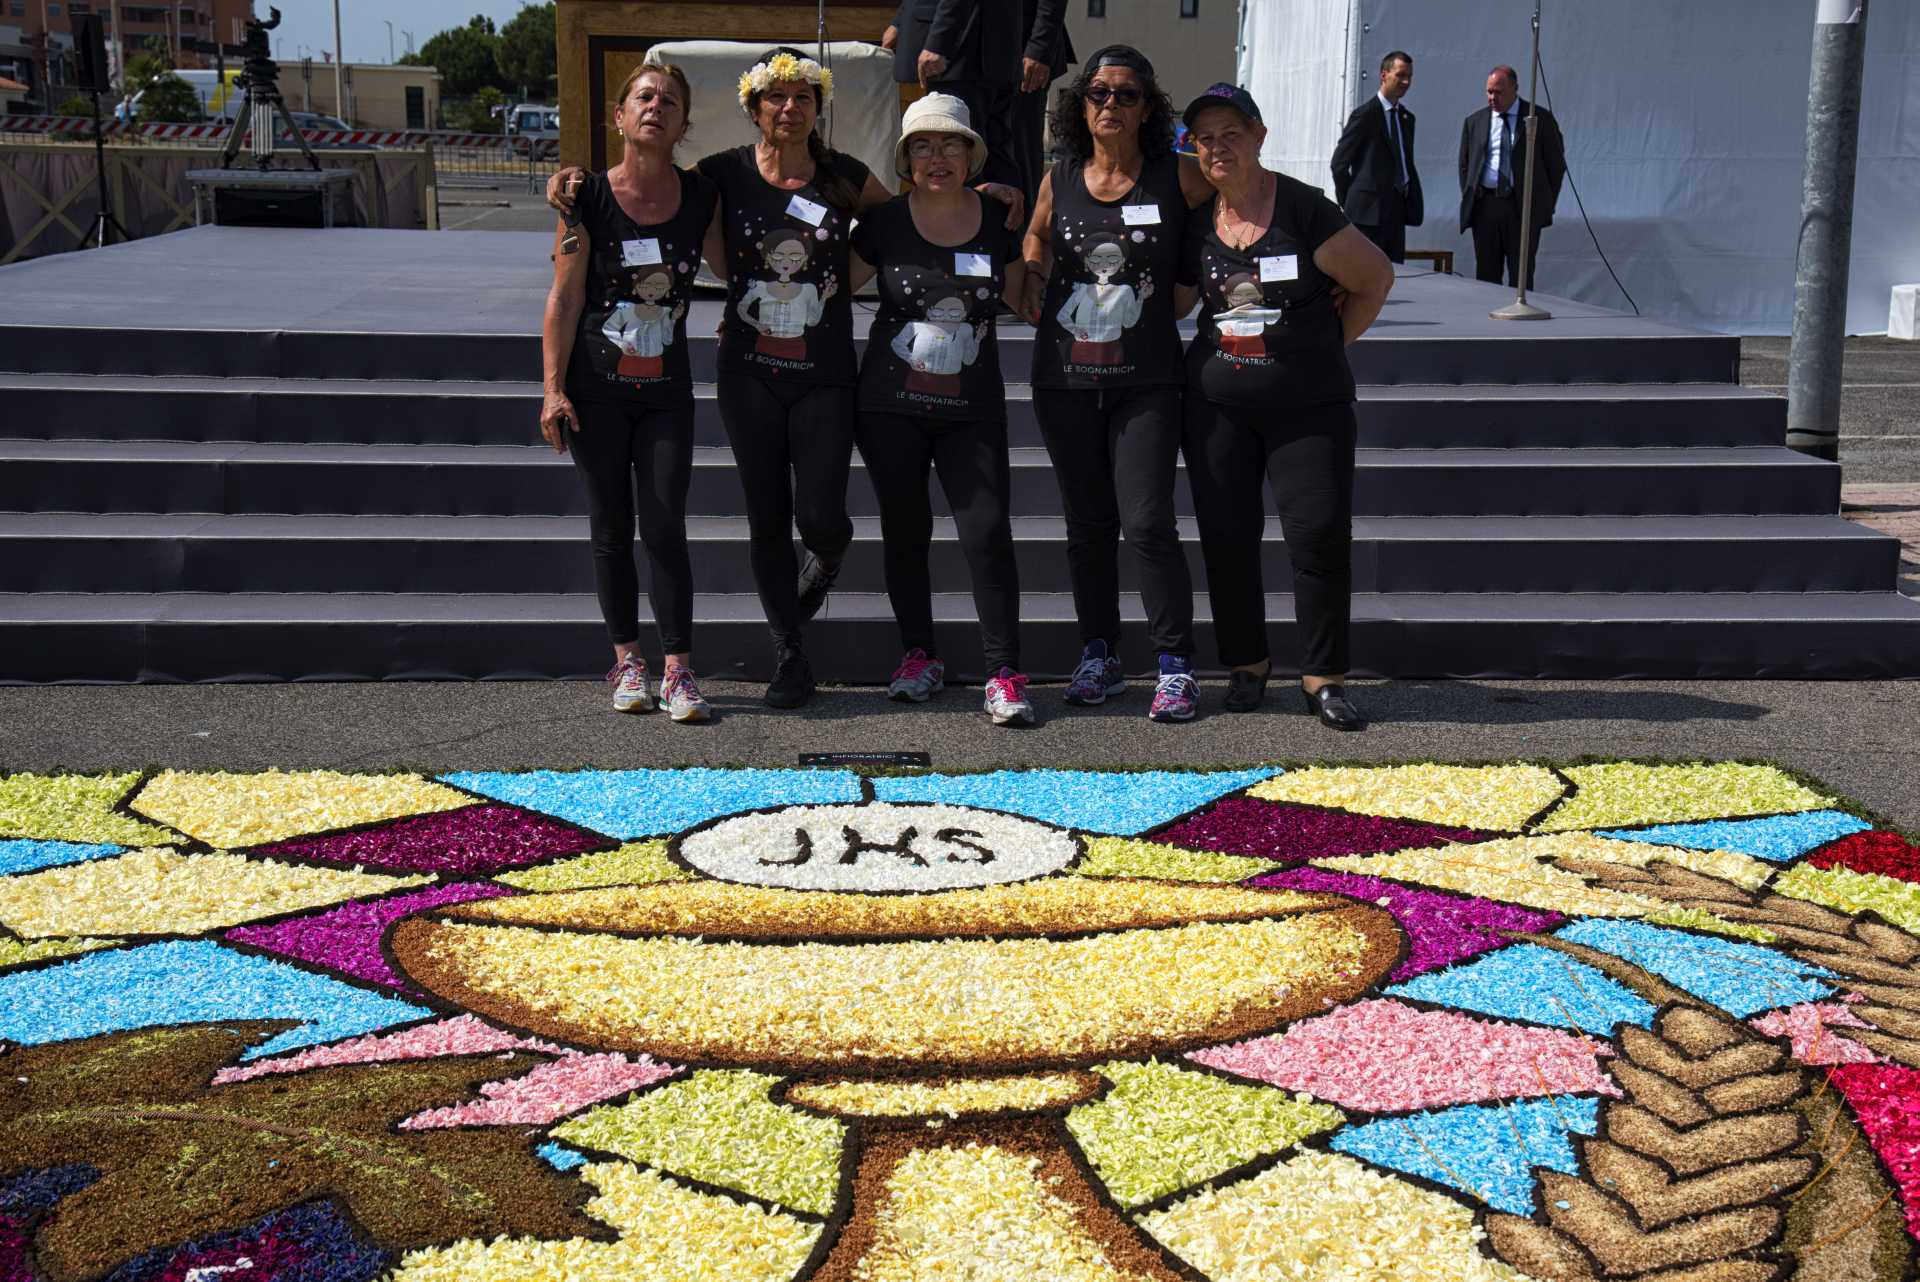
[{"xmin": 1181, "ymin": 82, "xmax": 1262, "ymax": 128}]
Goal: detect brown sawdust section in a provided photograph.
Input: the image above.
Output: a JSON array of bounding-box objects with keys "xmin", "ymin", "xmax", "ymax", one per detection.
[
  {"xmin": 806, "ymin": 1117, "xmax": 1189, "ymax": 1282},
  {"xmin": 1482, "ymin": 927, "xmax": 1914, "ymax": 1282},
  {"xmin": 0, "ymin": 1023, "xmax": 609, "ymax": 1282},
  {"xmin": 386, "ymin": 905, "xmax": 1404, "ymax": 1072}
]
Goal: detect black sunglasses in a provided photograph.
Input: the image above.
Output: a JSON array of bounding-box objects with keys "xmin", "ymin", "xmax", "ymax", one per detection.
[{"xmin": 1084, "ymin": 84, "xmax": 1144, "ymax": 108}]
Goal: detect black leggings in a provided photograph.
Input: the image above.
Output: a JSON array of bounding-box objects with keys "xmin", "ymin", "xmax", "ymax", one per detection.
[
  {"xmin": 715, "ymin": 375, "xmax": 856, "ymax": 646},
  {"xmin": 1031, "ymin": 384, "xmax": 1195, "ymax": 657},
  {"xmin": 856, "ymin": 413, "xmax": 1021, "ymax": 672},
  {"xmin": 1184, "ymin": 397, "xmax": 1356, "ymax": 676},
  {"xmin": 567, "ymin": 396, "xmax": 695, "ymax": 654}
]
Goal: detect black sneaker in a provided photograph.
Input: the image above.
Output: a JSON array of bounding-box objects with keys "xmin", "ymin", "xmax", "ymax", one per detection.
[
  {"xmin": 765, "ymin": 646, "xmax": 815, "ymax": 709},
  {"xmin": 1224, "ymin": 668, "xmax": 1270, "ymax": 713},
  {"xmin": 797, "ymin": 551, "xmax": 841, "ymax": 623}
]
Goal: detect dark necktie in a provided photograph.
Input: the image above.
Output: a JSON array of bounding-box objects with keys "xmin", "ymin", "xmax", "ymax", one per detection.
[
  {"xmin": 1497, "ymin": 110, "xmax": 1515, "ymax": 195},
  {"xmin": 1387, "ymin": 104, "xmax": 1408, "ymax": 192}
]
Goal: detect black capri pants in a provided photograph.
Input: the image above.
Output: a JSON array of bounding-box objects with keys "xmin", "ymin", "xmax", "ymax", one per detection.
[
  {"xmin": 567, "ymin": 395, "xmax": 696, "ymax": 655},
  {"xmin": 1183, "ymin": 396, "xmax": 1356, "ymax": 676}
]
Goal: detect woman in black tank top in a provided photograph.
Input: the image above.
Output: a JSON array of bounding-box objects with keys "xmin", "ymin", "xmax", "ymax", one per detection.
[{"xmin": 1019, "ymin": 46, "xmax": 1217, "ymax": 723}]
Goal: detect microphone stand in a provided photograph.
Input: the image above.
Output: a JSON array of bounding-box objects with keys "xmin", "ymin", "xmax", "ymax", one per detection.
[
  {"xmin": 1492, "ymin": 0, "xmax": 1551, "ymax": 320},
  {"xmin": 78, "ymin": 86, "xmax": 132, "ymax": 249}
]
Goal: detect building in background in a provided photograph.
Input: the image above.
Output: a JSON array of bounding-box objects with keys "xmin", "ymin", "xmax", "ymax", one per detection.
[
  {"xmin": 288, "ymin": 62, "xmax": 440, "ymax": 131},
  {"xmin": 1, "ymin": 0, "xmax": 250, "ymax": 110},
  {"xmin": 1074, "ymin": 0, "xmax": 1237, "ymax": 111}
]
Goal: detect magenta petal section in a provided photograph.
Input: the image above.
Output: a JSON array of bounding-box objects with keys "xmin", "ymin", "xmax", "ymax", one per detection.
[
  {"xmin": 400, "ymin": 1052, "xmax": 679, "ymax": 1129},
  {"xmin": 1826, "ymin": 1061, "xmax": 1920, "ymax": 1239},
  {"xmin": 1150, "ymin": 797, "xmax": 1490, "ymax": 864},
  {"xmin": 247, "ymin": 802, "xmax": 610, "ymax": 874},
  {"xmin": 225, "ymin": 881, "xmax": 516, "ymax": 992},
  {"xmin": 1253, "ymin": 864, "xmax": 1564, "ymax": 981},
  {"xmin": 1191, "ymin": 997, "xmax": 1619, "ymax": 1113}
]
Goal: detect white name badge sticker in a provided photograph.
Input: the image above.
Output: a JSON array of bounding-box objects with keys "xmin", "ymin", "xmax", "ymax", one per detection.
[
  {"xmin": 620, "ymin": 238, "xmax": 663, "ymax": 266},
  {"xmin": 786, "ymin": 194, "xmax": 829, "ymax": 226},
  {"xmin": 955, "ymin": 251, "xmax": 993, "ymax": 277},
  {"xmin": 1259, "ymin": 254, "xmax": 1299, "ymax": 283},
  {"xmin": 1121, "ymin": 203, "xmax": 1162, "ymax": 226}
]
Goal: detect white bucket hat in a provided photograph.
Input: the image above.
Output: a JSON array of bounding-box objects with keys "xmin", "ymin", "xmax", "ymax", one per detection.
[{"xmin": 894, "ymin": 92, "xmax": 987, "ymax": 180}]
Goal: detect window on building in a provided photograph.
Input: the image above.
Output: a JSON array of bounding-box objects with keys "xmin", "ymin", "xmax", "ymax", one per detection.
[
  {"xmin": 1087, "ymin": 0, "xmax": 1104, "ymax": 15},
  {"xmin": 405, "ymin": 84, "xmax": 425, "ymax": 129},
  {"xmin": 7, "ymin": 1, "xmax": 26, "ymax": 17},
  {"xmin": 1180, "ymin": 0, "xmax": 1198, "ymax": 15},
  {"xmin": 70, "ymin": 1, "xmax": 91, "ymax": 12},
  {"xmin": 46, "ymin": 1, "xmax": 62, "ymax": 15}
]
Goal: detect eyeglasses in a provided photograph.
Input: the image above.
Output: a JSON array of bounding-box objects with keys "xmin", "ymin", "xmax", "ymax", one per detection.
[
  {"xmin": 906, "ymin": 136, "xmax": 971, "ymax": 159},
  {"xmin": 1084, "ymin": 84, "xmax": 1144, "ymax": 108}
]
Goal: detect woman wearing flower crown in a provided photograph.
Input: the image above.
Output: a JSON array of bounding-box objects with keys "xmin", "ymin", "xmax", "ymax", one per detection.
[{"xmin": 551, "ymin": 47, "xmax": 1025, "ymax": 711}]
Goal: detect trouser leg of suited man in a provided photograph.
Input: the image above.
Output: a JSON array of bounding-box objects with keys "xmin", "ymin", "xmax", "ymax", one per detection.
[
  {"xmin": 1470, "ymin": 187, "xmax": 1520, "ymax": 285},
  {"xmin": 1355, "ymin": 220, "xmax": 1406, "ymax": 265},
  {"xmin": 938, "ymin": 80, "xmax": 1022, "ymax": 191},
  {"xmin": 1009, "ymin": 85, "xmax": 1047, "ymax": 209}
]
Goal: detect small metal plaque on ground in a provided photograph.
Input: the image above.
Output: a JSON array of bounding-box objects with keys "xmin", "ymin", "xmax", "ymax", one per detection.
[{"xmin": 799, "ymin": 752, "xmax": 932, "ymax": 767}]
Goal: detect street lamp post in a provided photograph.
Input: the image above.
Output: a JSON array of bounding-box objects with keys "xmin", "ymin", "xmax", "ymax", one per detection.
[
  {"xmin": 383, "ymin": 20, "xmax": 394, "ymax": 64},
  {"xmin": 331, "ymin": 0, "xmax": 344, "ymax": 123}
]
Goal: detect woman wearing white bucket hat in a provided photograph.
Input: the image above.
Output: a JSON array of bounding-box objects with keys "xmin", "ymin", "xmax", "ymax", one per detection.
[{"xmin": 847, "ymin": 93, "xmax": 1033, "ymax": 727}]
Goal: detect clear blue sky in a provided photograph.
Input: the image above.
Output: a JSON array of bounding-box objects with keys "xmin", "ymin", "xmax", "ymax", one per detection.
[{"xmin": 254, "ymin": 0, "xmax": 532, "ymax": 67}]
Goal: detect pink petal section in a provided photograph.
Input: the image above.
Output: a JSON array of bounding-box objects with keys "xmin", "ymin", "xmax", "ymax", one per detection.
[
  {"xmin": 1749, "ymin": 1001, "xmax": 1883, "ymax": 1066},
  {"xmin": 213, "ymin": 1013, "xmax": 566, "ymax": 1085},
  {"xmin": 1190, "ymin": 997, "xmax": 1620, "ymax": 1113},
  {"xmin": 1827, "ymin": 1062, "xmax": 1920, "ymax": 1239},
  {"xmin": 399, "ymin": 1051, "xmax": 679, "ymax": 1129}
]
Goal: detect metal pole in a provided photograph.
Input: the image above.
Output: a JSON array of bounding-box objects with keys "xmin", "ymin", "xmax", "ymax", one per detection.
[
  {"xmin": 1786, "ymin": 0, "xmax": 1870, "ymax": 462},
  {"xmin": 384, "ymin": 20, "xmax": 394, "ymax": 64},
  {"xmin": 1492, "ymin": 0, "xmax": 1551, "ymax": 320},
  {"xmin": 332, "ymin": 0, "xmax": 344, "ymax": 123}
]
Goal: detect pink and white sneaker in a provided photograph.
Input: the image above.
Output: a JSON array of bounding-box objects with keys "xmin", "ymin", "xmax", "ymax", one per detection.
[
  {"xmin": 606, "ymin": 653, "xmax": 653, "ymax": 713},
  {"xmin": 659, "ymin": 665, "xmax": 712, "ymax": 723},
  {"xmin": 887, "ymin": 648, "xmax": 946, "ymax": 702},
  {"xmin": 983, "ymin": 667, "xmax": 1035, "ymax": 727},
  {"xmin": 1149, "ymin": 672, "xmax": 1198, "ymax": 722}
]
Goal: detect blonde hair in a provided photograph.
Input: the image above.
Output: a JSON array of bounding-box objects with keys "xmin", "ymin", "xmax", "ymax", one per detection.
[{"xmin": 611, "ymin": 61, "xmax": 693, "ymax": 137}]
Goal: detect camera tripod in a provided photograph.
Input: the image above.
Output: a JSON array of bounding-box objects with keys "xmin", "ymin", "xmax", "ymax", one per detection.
[
  {"xmin": 77, "ymin": 86, "xmax": 132, "ymax": 249},
  {"xmin": 217, "ymin": 6, "xmax": 320, "ymax": 171}
]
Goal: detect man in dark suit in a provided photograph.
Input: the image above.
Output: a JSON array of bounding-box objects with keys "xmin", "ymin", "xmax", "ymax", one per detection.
[
  {"xmin": 1330, "ymin": 50, "xmax": 1423, "ymax": 263},
  {"xmin": 881, "ymin": 0, "xmax": 1024, "ymax": 188},
  {"xmin": 1012, "ymin": 0, "xmax": 1072, "ymax": 205},
  {"xmin": 1458, "ymin": 64, "xmax": 1566, "ymax": 288}
]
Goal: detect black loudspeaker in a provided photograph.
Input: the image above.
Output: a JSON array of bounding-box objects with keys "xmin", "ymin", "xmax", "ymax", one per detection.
[{"xmin": 72, "ymin": 13, "xmax": 111, "ymax": 93}]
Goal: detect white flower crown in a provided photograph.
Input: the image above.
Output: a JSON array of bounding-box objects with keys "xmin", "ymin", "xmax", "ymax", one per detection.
[{"xmin": 738, "ymin": 52, "xmax": 834, "ymax": 110}]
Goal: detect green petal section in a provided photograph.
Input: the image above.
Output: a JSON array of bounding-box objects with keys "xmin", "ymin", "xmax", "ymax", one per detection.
[
  {"xmin": 1067, "ymin": 1059, "xmax": 1343, "ymax": 1209},
  {"xmin": 1536, "ymin": 764, "xmax": 1830, "ymax": 833},
  {"xmin": 553, "ymin": 1069, "xmax": 846, "ymax": 1217},
  {"xmin": 494, "ymin": 840, "xmax": 692, "ymax": 892},
  {"xmin": 0, "ymin": 773, "xmax": 178, "ymax": 846},
  {"xmin": 0, "ymin": 936, "xmax": 119, "ymax": 970},
  {"xmin": 1074, "ymin": 837, "xmax": 1278, "ymax": 883},
  {"xmin": 1642, "ymin": 905, "xmax": 1777, "ymax": 944},
  {"xmin": 1775, "ymin": 864, "xmax": 1920, "ymax": 937}
]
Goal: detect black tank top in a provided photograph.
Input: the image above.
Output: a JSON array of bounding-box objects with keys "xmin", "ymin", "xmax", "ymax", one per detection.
[{"xmin": 1033, "ymin": 151, "xmax": 1188, "ymax": 390}]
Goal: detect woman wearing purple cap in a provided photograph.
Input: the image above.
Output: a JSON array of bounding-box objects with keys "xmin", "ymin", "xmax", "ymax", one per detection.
[
  {"xmin": 1019, "ymin": 44, "xmax": 1217, "ymax": 724},
  {"xmin": 1179, "ymin": 83, "xmax": 1394, "ymax": 729}
]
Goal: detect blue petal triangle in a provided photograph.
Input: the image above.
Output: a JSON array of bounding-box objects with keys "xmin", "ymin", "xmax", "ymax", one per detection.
[
  {"xmin": 1554, "ymin": 919, "xmax": 1834, "ymax": 1017},
  {"xmin": 0, "ymin": 838, "xmax": 125, "ymax": 876},
  {"xmin": 1331, "ymin": 1096, "xmax": 1600, "ymax": 1214},
  {"xmin": 1599, "ymin": 811, "xmax": 1869, "ymax": 863},
  {"xmin": 439, "ymin": 768, "xmax": 864, "ymax": 840},
  {"xmin": 0, "ymin": 939, "xmax": 431, "ymax": 1060},
  {"xmin": 1386, "ymin": 944, "xmax": 1656, "ymax": 1033},
  {"xmin": 871, "ymin": 768, "xmax": 1281, "ymax": 835}
]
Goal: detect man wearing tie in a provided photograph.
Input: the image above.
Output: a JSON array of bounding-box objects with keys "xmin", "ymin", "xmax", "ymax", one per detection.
[
  {"xmin": 1330, "ymin": 50, "xmax": 1422, "ymax": 264},
  {"xmin": 1458, "ymin": 64, "xmax": 1566, "ymax": 288}
]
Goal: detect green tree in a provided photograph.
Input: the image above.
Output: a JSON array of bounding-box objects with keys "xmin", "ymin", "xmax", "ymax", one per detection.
[
  {"xmin": 449, "ymin": 85, "xmax": 507, "ymax": 134},
  {"xmin": 137, "ymin": 72, "xmax": 204, "ymax": 123},
  {"xmin": 416, "ymin": 15, "xmax": 506, "ymax": 98},
  {"xmin": 55, "ymin": 93, "xmax": 97, "ymax": 117},
  {"xmin": 495, "ymin": 3, "xmax": 556, "ymax": 99},
  {"xmin": 122, "ymin": 35, "xmax": 174, "ymax": 95}
]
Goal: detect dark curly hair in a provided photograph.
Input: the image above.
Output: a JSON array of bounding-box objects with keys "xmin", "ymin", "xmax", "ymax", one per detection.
[{"xmin": 1046, "ymin": 50, "xmax": 1176, "ymax": 162}]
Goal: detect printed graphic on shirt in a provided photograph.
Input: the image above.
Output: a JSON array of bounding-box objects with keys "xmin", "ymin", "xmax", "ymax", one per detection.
[
  {"xmin": 737, "ymin": 226, "xmax": 838, "ymax": 365},
  {"xmin": 599, "ymin": 264, "xmax": 686, "ymax": 382},
  {"xmin": 1211, "ymin": 274, "xmax": 1270, "ymax": 362},
  {"xmin": 1054, "ymin": 230, "xmax": 1156, "ymax": 376},
  {"xmin": 888, "ymin": 271, "xmax": 991, "ymax": 406}
]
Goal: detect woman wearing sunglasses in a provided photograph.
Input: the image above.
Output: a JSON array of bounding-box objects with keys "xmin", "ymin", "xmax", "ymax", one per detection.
[{"xmin": 1020, "ymin": 46, "xmax": 1215, "ymax": 723}]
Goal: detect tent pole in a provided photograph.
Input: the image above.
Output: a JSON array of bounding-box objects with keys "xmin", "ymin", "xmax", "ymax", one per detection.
[{"xmin": 1493, "ymin": 0, "xmax": 1551, "ymax": 320}]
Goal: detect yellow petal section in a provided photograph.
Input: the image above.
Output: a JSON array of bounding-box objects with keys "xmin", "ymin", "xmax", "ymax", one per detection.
[
  {"xmin": 130, "ymin": 769, "xmax": 472, "ymax": 848},
  {"xmin": 1075, "ymin": 836, "xmax": 1279, "ymax": 883},
  {"xmin": 856, "ymin": 1141, "xmax": 1161, "ymax": 1282},
  {"xmin": 495, "ymin": 840, "xmax": 691, "ymax": 892},
  {"xmin": 1139, "ymin": 1149, "xmax": 1531, "ymax": 1282},
  {"xmin": 1313, "ymin": 833, "xmax": 1771, "ymax": 920},
  {"xmin": 1534, "ymin": 763, "xmax": 1830, "ymax": 833},
  {"xmin": 787, "ymin": 1072, "xmax": 1100, "ymax": 1119},
  {"xmin": 0, "ymin": 935, "xmax": 119, "ymax": 969},
  {"xmin": 1775, "ymin": 863, "xmax": 1920, "ymax": 937},
  {"xmin": 1251, "ymin": 765, "xmax": 1565, "ymax": 833},
  {"xmin": 0, "ymin": 849, "xmax": 424, "ymax": 939},
  {"xmin": 0, "ymin": 772, "xmax": 178, "ymax": 845},
  {"xmin": 389, "ymin": 1161, "xmax": 820, "ymax": 1282}
]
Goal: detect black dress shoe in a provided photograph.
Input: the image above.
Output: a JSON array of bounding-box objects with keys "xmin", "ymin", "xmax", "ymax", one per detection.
[
  {"xmin": 1302, "ymin": 683, "xmax": 1365, "ymax": 731},
  {"xmin": 797, "ymin": 551, "xmax": 841, "ymax": 622},
  {"xmin": 765, "ymin": 647, "xmax": 815, "ymax": 709},
  {"xmin": 1224, "ymin": 668, "xmax": 1270, "ymax": 713}
]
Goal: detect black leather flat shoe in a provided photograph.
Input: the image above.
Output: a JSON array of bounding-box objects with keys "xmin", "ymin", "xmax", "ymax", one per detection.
[
  {"xmin": 1302, "ymin": 683, "xmax": 1365, "ymax": 731},
  {"xmin": 1224, "ymin": 668, "xmax": 1269, "ymax": 713}
]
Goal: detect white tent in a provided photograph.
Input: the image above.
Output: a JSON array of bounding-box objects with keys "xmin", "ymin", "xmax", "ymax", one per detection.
[{"xmin": 1239, "ymin": 0, "xmax": 1920, "ymax": 335}]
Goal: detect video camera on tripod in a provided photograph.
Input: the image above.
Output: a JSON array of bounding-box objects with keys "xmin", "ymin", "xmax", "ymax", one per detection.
[{"xmin": 219, "ymin": 7, "xmax": 321, "ymax": 171}]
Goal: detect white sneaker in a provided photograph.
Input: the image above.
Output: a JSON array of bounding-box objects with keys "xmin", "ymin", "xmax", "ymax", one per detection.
[
  {"xmin": 607, "ymin": 653, "xmax": 654, "ymax": 713},
  {"xmin": 660, "ymin": 665, "xmax": 712, "ymax": 723},
  {"xmin": 887, "ymin": 648, "xmax": 946, "ymax": 702},
  {"xmin": 983, "ymin": 667, "xmax": 1035, "ymax": 727}
]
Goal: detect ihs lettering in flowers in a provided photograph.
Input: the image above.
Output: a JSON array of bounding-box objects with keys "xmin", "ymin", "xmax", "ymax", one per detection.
[{"xmin": 761, "ymin": 824, "xmax": 997, "ymax": 869}]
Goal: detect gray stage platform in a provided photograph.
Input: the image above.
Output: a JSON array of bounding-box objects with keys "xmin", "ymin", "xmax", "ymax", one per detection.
[{"xmin": 0, "ymin": 226, "xmax": 1914, "ymax": 682}]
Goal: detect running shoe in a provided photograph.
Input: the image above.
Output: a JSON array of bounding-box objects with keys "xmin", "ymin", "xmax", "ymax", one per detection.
[
  {"xmin": 1149, "ymin": 671, "xmax": 1199, "ymax": 722},
  {"xmin": 983, "ymin": 667, "xmax": 1035, "ymax": 726},
  {"xmin": 1062, "ymin": 640, "xmax": 1125, "ymax": 706},
  {"xmin": 659, "ymin": 665, "xmax": 712, "ymax": 723},
  {"xmin": 887, "ymin": 648, "xmax": 946, "ymax": 702},
  {"xmin": 797, "ymin": 551, "xmax": 841, "ymax": 622},
  {"xmin": 606, "ymin": 653, "xmax": 654, "ymax": 713},
  {"xmin": 765, "ymin": 645, "xmax": 815, "ymax": 709}
]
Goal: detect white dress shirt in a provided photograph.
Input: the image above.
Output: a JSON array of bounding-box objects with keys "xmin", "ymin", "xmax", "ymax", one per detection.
[{"xmin": 1482, "ymin": 103, "xmax": 1520, "ymax": 188}]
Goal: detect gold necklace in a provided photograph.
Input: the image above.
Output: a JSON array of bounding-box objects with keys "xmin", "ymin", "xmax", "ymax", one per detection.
[{"xmin": 1216, "ymin": 173, "xmax": 1271, "ymax": 251}]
